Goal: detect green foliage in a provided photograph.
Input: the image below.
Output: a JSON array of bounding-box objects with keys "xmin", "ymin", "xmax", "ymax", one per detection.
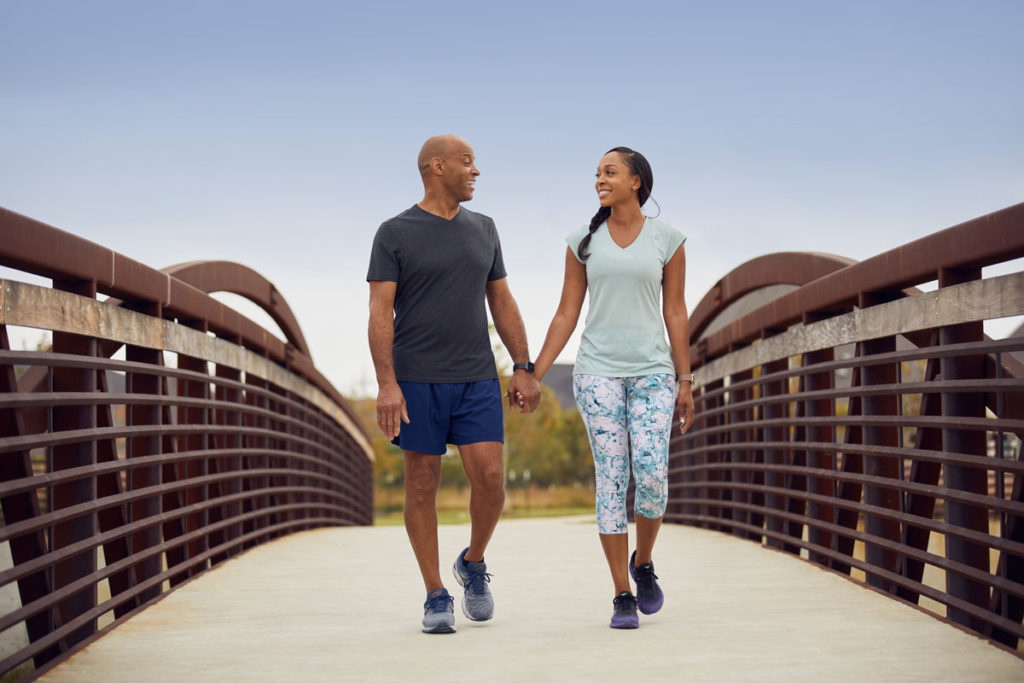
[
  {"xmin": 503, "ymin": 379, "xmax": 591, "ymax": 487},
  {"xmin": 348, "ymin": 379, "xmax": 594, "ymax": 493}
]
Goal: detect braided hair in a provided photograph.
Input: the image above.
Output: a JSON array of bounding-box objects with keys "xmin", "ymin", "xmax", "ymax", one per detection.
[{"xmin": 576, "ymin": 146, "xmax": 654, "ymax": 262}]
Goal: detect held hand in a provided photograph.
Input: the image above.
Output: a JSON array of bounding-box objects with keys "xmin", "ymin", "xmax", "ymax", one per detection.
[
  {"xmin": 376, "ymin": 382, "xmax": 409, "ymax": 440},
  {"xmin": 507, "ymin": 372, "xmax": 541, "ymax": 414},
  {"xmin": 676, "ymin": 382, "xmax": 696, "ymax": 435}
]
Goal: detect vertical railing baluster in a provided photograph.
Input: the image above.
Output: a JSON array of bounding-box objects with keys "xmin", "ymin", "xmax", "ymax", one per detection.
[
  {"xmin": 125, "ymin": 302, "xmax": 164, "ymax": 605},
  {"xmin": 803, "ymin": 343, "xmax": 835, "ymax": 567},
  {"xmin": 762, "ymin": 347, "xmax": 788, "ymax": 550},
  {"xmin": 938, "ymin": 267, "xmax": 992, "ymax": 634},
  {"xmin": 858, "ymin": 291, "xmax": 903, "ymax": 594},
  {"xmin": 50, "ymin": 278, "xmax": 99, "ymax": 650}
]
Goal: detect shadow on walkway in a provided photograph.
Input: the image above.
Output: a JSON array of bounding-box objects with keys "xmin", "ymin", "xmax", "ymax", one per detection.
[{"xmin": 40, "ymin": 517, "xmax": 1024, "ymax": 682}]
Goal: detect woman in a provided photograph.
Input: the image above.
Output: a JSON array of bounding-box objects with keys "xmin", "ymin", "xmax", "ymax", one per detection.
[{"xmin": 532, "ymin": 146, "xmax": 695, "ymax": 628}]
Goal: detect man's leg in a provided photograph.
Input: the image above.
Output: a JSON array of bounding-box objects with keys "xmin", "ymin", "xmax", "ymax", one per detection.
[
  {"xmin": 404, "ymin": 451, "xmax": 443, "ymax": 592},
  {"xmin": 457, "ymin": 441, "xmax": 505, "ymax": 562}
]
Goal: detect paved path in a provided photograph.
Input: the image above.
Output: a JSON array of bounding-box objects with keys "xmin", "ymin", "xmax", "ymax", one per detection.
[{"xmin": 40, "ymin": 517, "xmax": 1024, "ymax": 682}]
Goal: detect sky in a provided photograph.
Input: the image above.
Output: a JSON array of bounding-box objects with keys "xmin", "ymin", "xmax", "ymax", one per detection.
[{"xmin": 2, "ymin": 0, "xmax": 1022, "ymax": 397}]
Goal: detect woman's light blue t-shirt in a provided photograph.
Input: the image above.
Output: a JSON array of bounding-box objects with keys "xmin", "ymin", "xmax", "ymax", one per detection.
[{"xmin": 567, "ymin": 217, "xmax": 686, "ymax": 377}]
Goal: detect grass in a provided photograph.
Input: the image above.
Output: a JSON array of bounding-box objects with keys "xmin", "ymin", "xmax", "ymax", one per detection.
[
  {"xmin": 373, "ymin": 506, "xmax": 594, "ymax": 526},
  {"xmin": 373, "ymin": 484, "xmax": 595, "ymax": 526}
]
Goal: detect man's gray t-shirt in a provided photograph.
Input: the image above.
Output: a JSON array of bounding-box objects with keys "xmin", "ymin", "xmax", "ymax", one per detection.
[{"xmin": 366, "ymin": 205, "xmax": 507, "ymax": 383}]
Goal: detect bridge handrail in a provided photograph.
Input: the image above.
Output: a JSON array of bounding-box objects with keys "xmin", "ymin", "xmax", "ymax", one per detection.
[
  {"xmin": 0, "ymin": 207, "xmax": 373, "ymax": 679},
  {"xmin": 0, "ymin": 206, "xmax": 366, "ymax": 439},
  {"xmin": 690, "ymin": 202, "xmax": 1024, "ymax": 366},
  {"xmin": 670, "ymin": 202, "xmax": 1024, "ymax": 656}
]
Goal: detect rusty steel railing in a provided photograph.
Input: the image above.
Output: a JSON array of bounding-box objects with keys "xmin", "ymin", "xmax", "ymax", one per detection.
[
  {"xmin": 669, "ymin": 202, "xmax": 1024, "ymax": 653},
  {"xmin": 0, "ymin": 207, "xmax": 373, "ymax": 679}
]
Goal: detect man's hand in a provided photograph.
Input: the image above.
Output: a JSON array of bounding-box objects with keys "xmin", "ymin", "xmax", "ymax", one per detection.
[
  {"xmin": 506, "ymin": 372, "xmax": 541, "ymax": 414},
  {"xmin": 376, "ymin": 381, "xmax": 409, "ymax": 439},
  {"xmin": 676, "ymin": 382, "xmax": 695, "ymax": 435}
]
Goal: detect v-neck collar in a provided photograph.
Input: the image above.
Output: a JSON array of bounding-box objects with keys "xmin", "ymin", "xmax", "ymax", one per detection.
[{"xmin": 606, "ymin": 217, "xmax": 647, "ymax": 250}]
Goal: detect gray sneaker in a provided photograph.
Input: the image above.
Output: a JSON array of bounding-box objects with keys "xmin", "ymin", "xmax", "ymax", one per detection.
[
  {"xmin": 422, "ymin": 587, "xmax": 455, "ymax": 634},
  {"xmin": 452, "ymin": 547, "xmax": 494, "ymax": 621}
]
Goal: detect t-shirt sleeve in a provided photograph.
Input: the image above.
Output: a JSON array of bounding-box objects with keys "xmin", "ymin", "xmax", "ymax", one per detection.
[
  {"xmin": 565, "ymin": 224, "xmax": 591, "ymax": 263},
  {"xmin": 662, "ymin": 222, "xmax": 686, "ymax": 263},
  {"xmin": 487, "ymin": 218, "xmax": 508, "ymax": 281},
  {"xmin": 366, "ymin": 224, "xmax": 400, "ymax": 282}
]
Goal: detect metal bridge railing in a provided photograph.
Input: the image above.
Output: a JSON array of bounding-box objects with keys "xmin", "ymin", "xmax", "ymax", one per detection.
[
  {"xmin": 671, "ymin": 202, "xmax": 1024, "ymax": 653},
  {"xmin": 0, "ymin": 207, "xmax": 373, "ymax": 679}
]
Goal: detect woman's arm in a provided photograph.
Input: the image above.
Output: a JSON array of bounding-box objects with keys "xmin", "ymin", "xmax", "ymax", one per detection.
[
  {"xmin": 663, "ymin": 244, "xmax": 695, "ymax": 434},
  {"xmin": 486, "ymin": 277, "xmax": 541, "ymax": 413},
  {"xmin": 533, "ymin": 247, "xmax": 588, "ymax": 382}
]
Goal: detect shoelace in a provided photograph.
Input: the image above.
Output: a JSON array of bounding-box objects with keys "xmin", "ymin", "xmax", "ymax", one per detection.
[
  {"xmin": 613, "ymin": 593, "xmax": 636, "ymax": 614},
  {"xmin": 634, "ymin": 564, "xmax": 659, "ymax": 591},
  {"xmin": 426, "ymin": 592, "xmax": 454, "ymax": 613},
  {"xmin": 464, "ymin": 567, "xmax": 493, "ymax": 595}
]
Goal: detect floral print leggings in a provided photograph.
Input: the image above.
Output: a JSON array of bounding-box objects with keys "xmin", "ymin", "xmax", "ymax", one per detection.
[{"xmin": 572, "ymin": 373, "xmax": 676, "ymax": 534}]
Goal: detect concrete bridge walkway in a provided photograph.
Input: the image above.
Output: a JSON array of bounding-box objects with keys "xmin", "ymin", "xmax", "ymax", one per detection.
[{"xmin": 40, "ymin": 517, "xmax": 1024, "ymax": 682}]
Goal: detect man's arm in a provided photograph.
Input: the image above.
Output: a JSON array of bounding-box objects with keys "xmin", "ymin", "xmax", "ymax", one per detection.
[
  {"xmin": 485, "ymin": 277, "xmax": 541, "ymax": 413},
  {"xmin": 368, "ymin": 280, "xmax": 409, "ymax": 438}
]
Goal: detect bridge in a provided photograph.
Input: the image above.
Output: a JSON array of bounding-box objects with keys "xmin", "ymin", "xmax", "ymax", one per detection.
[{"xmin": 1, "ymin": 203, "xmax": 1023, "ymax": 680}]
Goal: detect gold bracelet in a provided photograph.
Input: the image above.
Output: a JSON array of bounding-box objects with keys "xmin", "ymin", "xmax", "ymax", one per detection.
[{"xmin": 677, "ymin": 374, "xmax": 694, "ymax": 384}]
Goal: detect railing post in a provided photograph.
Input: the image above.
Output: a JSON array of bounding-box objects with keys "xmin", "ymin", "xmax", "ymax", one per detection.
[
  {"xmin": 762, "ymin": 341, "xmax": 788, "ymax": 549},
  {"xmin": 832, "ymin": 366, "xmax": 864, "ymax": 576},
  {"xmin": 0, "ymin": 326, "xmax": 60, "ymax": 666},
  {"xmin": 938, "ymin": 267, "xmax": 990, "ymax": 632},
  {"xmin": 125, "ymin": 302, "xmax": 165, "ymax": 605},
  {"xmin": 93, "ymin": 365, "xmax": 135, "ymax": 618},
  {"xmin": 727, "ymin": 367, "xmax": 754, "ymax": 540},
  {"xmin": 50, "ymin": 278, "xmax": 99, "ymax": 649},
  {"xmin": 176, "ymin": 340, "xmax": 211, "ymax": 578},
  {"xmin": 858, "ymin": 292, "xmax": 903, "ymax": 593},
  {"xmin": 213, "ymin": 358, "xmax": 243, "ymax": 562},
  {"xmin": 802, "ymin": 339, "xmax": 835, "ymax": 567},
  {"xmin": 244, "ymin": 373, "xmax": 271, "ymax": 546},
  {"xmin": 702, "ymin": 378, "xmax": 725, "ymax": 530},
  {"xmin": 898, "ymin": 350, "xmax": 942, "ymax": 605}
]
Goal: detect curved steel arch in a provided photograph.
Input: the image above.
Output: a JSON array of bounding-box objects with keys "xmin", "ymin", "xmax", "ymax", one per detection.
[
  {"xmin": 689, "ymin": 252, "xmax": 854, "ymax": 343},
  {"xmin": 162, "ymin": 261, "xmax": 311, "ymax": 357}
]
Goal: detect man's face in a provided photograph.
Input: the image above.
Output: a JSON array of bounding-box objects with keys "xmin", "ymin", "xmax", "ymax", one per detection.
[{"xmin": 440, "ymin": 143, "xmax": 479, "ymax": 203}]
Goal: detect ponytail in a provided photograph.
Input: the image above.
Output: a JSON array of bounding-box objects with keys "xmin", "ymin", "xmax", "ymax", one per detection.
[{"xmin": 577, "ymin": 206, "xmax": 611, "ymax": 262}]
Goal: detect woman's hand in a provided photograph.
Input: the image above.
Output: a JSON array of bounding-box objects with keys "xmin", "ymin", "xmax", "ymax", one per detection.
[{"xmin": 676, "ymin": 381, "xmax": 695, "ymax": 435}]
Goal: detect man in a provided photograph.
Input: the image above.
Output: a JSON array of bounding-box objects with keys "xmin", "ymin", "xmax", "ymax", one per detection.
[{"xmin": 367, "ymin": 135, "xmax": 541, "ymax": 634}]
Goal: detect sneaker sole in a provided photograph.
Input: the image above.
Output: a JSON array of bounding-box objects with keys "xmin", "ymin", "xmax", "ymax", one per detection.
[
  {"xmin": 422, "ymin": 622, "xmax": 456, "ymax": 634},
  {"xmin": 610, "ymin": 619, "xmax": 639, "ymax": 629},
  {"xmin": 637, "ymin": 595, "xmax": 664, "ymax": 615}
]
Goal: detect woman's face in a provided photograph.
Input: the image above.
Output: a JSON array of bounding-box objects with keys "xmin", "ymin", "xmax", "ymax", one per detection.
[{"xmin": 595, "ymin": 151, "xmax": 640, "ymax": 208}]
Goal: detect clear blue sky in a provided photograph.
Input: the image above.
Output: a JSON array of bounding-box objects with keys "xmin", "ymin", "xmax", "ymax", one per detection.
[{"xmin": 2, "ymin": 1, "xmax": 1022, "ymax": 395}]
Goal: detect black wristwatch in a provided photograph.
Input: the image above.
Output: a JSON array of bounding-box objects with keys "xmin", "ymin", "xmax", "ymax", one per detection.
[{"xmin": 512, "ymin": 361, "xmax": 535, "ymax": 373}]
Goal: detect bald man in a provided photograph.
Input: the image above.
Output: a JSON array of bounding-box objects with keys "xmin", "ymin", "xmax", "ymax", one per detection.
[{"xmin": 367, "ymin": 135, "xmax": 541, "ymax": 634}]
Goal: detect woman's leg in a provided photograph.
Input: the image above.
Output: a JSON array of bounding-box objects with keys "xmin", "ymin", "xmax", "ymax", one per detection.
[
  {"xmin": 573, "ymin": 374, "xmax": 631, "ymax": 594},
  {"xmin": 625, "ymin": 374, "xmax": 676, "ymax": 564}
]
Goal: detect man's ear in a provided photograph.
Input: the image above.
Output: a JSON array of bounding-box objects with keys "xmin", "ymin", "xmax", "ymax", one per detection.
[{"xmin": 430, "ymin": 157, "xmax": 445, "ymax": 175}]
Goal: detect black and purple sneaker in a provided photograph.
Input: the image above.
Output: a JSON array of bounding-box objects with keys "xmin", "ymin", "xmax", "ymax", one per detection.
[
  {"xmin": 610, "ymin": 591, "xmax": 639, "ymax": 629},
  {"xmin": 629, "ymin": 550, "xmax": 664, "ymax": 615}
]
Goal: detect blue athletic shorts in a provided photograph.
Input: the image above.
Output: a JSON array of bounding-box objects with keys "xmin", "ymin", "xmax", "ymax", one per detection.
[{"xmin": 391, "ymin": 379, "xmax": 504, "ymax": 455}]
